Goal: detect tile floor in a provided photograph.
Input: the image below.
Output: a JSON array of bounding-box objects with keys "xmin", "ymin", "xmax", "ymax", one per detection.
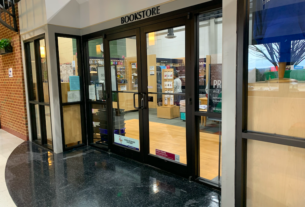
[
  {"xmin": 5, "ymin": 139, "xmax": 221, "ymax": 207},
  {"xmin": 0, "ymin": 130, "xmax": 24, "ymax": 207}
]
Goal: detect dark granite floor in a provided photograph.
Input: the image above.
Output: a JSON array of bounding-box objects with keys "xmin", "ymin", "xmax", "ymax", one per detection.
[{"xmin": 5, "ymin": 142, "xmax": 221, "ymax": 207}]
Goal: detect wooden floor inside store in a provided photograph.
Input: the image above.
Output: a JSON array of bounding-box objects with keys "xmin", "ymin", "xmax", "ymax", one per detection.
[{"xmin": 124, "ymin": 119, "xmax": 220, "ymax": 181}]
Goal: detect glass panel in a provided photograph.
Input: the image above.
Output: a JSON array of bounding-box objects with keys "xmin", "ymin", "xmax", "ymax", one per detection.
[
  {"xmin": 248, "ymin": 0, "xmax": 305, "ymax": 138},
  {"xmin": 88, "ymin": 38, "xmax": 106, "ymax": 101},
  {"xmin": 198, "ymin": 11, "xmax": 222, "ymax": 113},
  {"xmin": 39, "ymin": 39, "xmax": 49, "ymax": 103},
  {"xmin": 199, "ymin": 116, "xmax": 221, "ymax": 184},
  {"xmin": 35, "ymin": 104, "xmax": 41, "ymax": 140},
  {"xmin": 57, "ymin": 37, "xmax": 80, "ymax": 103},
  {"xmin": 45, "ymin": 106, "xmax": 52, "ymax": 149},
  {"xmin": 91, "ymin": 103, "xmax": 108, "ymax": 145},
  {"xmin": 247, "ymin": 140, "xmax": 305, "ymax": 206},
  {"xmin": 63, "ymin": 105, "xmax": 82, "ymax": 147},
  {"xmin": 29, "ymin": 42, "xmax": 38, "ymax": 101},
  {"xmin": 110, "ymin": 36, "xmax": 140, "ymax": 151},
  {"xmin": 146, "ymin": 26, "xmax": 187, "ymax": 164}
]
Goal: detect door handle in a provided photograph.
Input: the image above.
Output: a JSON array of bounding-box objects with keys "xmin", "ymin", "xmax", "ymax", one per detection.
[{"xmin": 133, "ymin": 93, "xmax": 141, "ymax": 110}]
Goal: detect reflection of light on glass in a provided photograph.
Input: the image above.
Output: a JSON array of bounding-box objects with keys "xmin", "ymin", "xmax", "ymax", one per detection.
[
  {"xmin": 96, "ymin": 45, "xmax": 101, "ymax": 54},
  {"xmin": 40, "ymin": 46, "xmax": 45, "ymax": 58},
  {"xmin": 153, "ymin": 184, "xmax": 159, "ymax": 193},
  {"xmin": 148, "ymin": 32, "xmax": 155, "ymax": 46}
]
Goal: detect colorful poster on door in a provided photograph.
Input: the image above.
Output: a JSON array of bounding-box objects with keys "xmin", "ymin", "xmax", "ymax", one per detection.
[{"xmin": 114, "ymin": 134, "xmax": 139, "ymax": 151}]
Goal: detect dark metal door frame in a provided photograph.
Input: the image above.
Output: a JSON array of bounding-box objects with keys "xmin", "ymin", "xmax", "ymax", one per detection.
[
  {"xmin": 140, "ymin": 17, "xmax": 192, "ymax": 177},
  {"xmin": 24, "ymin": 35, "xmax": 53, "ymax": 150},
  {"xmin": 104, "ymin": 28, "xmax": 144, "ymax": 162},
  {"xmin": 81, "ymin": 0, "xmax": 223, "ymax": 187},
  {"xmin": 54, "ymin": 34, "xmax": 87, "ymax": 151}
]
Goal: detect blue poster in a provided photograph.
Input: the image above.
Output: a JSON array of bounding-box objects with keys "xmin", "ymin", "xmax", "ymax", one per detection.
[{"xmin": 69, "ymin": 76, "xmax": 80, "ymax": 91}]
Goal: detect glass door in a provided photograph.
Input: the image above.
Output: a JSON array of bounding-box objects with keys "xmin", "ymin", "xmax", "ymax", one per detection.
[
  {"xmin": 141, "ymin": 18, "xmax": 191, "ymax": 176},
  {"xmin": 104, "ymin": 29, "xmax": 144, "ymax": 161}
]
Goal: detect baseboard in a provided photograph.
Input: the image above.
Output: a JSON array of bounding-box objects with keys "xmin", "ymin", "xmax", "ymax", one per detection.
[{"xmin": 1, "ymin": 126, "xmax": 29, "ymax": 141}]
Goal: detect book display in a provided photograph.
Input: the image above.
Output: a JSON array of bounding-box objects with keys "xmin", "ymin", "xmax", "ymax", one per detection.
[{"xmin": 157, "ymin": 68, "xmax": 180, "ymax": 119}]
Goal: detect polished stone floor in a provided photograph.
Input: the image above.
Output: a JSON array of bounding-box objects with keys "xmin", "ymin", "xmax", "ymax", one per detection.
[
  {"xmin": 6, "ymin": 141, "xmax": 221, "ymax": 207},
  {"xmin": 0, "ymin": 130, "xmax": 24, "ymax": 207}
]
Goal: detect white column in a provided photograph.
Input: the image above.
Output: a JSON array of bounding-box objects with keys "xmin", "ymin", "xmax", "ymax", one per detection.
[{"xmin": 222, "ymin": 0, "xmax": 237, "ymax": 206}]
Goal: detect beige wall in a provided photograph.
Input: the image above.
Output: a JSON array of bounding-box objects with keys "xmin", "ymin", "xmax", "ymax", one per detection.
[{"xmin": 58, "ymin": 37, "xmax": 74, "ymax": 64}]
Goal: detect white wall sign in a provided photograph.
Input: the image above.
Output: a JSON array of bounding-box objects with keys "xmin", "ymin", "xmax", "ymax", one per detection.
[{"xmin": 8, "ymin": 68, "xmax": 13, "ymax": 78}]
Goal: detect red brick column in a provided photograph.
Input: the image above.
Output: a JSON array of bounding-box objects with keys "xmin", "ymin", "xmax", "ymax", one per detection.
[{"xmin": 0, "ymin": 5, "xmax": 28, "ymax": 140}]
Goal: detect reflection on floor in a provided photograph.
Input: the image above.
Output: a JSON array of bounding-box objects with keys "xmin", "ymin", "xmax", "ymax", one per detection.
[
  {"xmin": 6, "ymin": 142, "xmax": 221, "ymax": 207},
  {"xmin": 0, "ymin": 130, "xmax": 24, "ymax": 207}
]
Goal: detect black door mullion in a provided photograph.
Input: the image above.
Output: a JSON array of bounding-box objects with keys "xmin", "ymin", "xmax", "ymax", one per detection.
[
  {"xmin": 186, "ymin": 12, "xmax": 197, "ymax": 179},
  {"xmin": 34, "ymin": 39, "xmax": 48, "ymax": 146},
  {"xmin": 103, "ymin": 34, "xmax": 114, "ymax": 151},
  {"xmin": 135, "ymin": 27, "xmax": 145, "ymax": 161},
  {"xmin": 29, "ymin": 104, "xmax": 38, "ymax": 141},
  {"xmin": 77, "ymin": 36, "xmax": 88, "ymax": 146}
]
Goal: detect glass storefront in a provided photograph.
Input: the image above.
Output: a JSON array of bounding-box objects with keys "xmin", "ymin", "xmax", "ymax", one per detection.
[{"xmin": 238, "ymin": 0, "xmax": 305, "ymax": 206}]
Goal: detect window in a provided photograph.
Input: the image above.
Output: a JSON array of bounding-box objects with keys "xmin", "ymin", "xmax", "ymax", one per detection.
[
  {"xmin": 56, "ymin": 36, "xmax": 84, "ymax": 149},
  {"xmin": 25, "ymin": 38, "xmax": 53, "ymax": 149}
]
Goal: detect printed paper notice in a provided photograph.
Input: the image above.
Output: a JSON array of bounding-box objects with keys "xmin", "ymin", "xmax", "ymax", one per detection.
[
  {"xmin": 150, "ymin": 71, "xmax": 155, "ymax": 75},
  {"xmin": 114, "ymin": 134, "xmax": 139, "ymax": 151},
  {"xmin": 120, "ymin": 85, "xmax": 126, "ymax": 91},
  {"xmin": 89, "ymin": 85, "xmax": 96, "ymax": 100},
  {"xmin": 8, "ymin": 68, "xmax": 13, "ymax": 78},
  {"xmin": 150, "ymin": 66, "xmax": 154, "ymax": 70},
  {"xmin": 96, "ymin": 84, "xmax": 104, "ymax": 100},
  {"xmin": 69, "ymin": 76, "xmax": 80, "ymax": 91},
  {"xmin": 67, "ymin": 91, "xmax": 80, "ymax": 102}
]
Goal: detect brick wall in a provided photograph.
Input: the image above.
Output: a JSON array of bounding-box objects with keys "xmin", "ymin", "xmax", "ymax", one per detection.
[{"xmin": 0, "ymin": 5, "xmax": 28, "ymax": 140}]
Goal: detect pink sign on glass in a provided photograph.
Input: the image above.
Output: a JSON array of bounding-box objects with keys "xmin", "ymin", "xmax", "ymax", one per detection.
[{"xmin": 156, "ymin": 149, "xmax": 180, "ymax": 162}]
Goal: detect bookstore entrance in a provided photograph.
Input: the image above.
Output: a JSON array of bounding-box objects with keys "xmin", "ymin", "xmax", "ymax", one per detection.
[{"xmin": 83, "ymin": 4, "xmax": 222, "ymax": 186}]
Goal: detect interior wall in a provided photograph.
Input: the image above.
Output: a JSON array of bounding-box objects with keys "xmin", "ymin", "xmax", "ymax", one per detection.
[
  {"xmin": 147, "ymin": 27, "xmax": 185, "ymax": 59},
  {"xmin": 18, "ymin": 0, "xmax": 47, "ymax": 34},
  {"xmin": 81, "ymin": 0, "xmax": 211, "ymax": 35},
  {"xmin": 57, "ymin": 38, "xmax": 74, "ymax": 64},
  {"xmin": 79, "ymin": 0, "xmax": 172, "ymax": 28}
]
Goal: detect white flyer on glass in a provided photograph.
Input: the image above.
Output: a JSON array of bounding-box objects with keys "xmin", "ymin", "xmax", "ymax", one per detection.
[
  {"xmin": 120, "ymin": 85, "xmax": 126, "ymax": 91},
  {"xmin": 67, "ymin": 91, "xmax": 80, "ymax": 102},
  {"xmin": 89, "ymin": 85, "xmax": 96, "ymax": 100},
  {"xmin": 96, "ymin": 84, "xmax": 104, "ymax": 100},
  {"xmin": 114, "ymin": 134, "xmax": 139, "ymax": 150}
]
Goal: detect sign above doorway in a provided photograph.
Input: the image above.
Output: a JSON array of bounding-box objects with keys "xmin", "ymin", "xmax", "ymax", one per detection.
[{"xmin": 121, "ymin": 6, "xmax": 161, "ymax": 24}]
